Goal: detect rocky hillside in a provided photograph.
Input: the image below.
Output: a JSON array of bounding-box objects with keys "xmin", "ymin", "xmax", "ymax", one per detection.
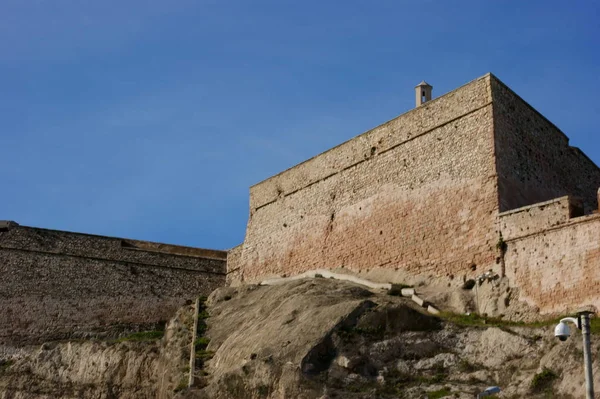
[
  {"xmin": 0, "ymin": 305, "xmax": 194, "ymax": 399},
  {"xmin": 188, "ymin": 279, "xmax": 599, "ymax": 399},
  {"xmin": 1, "ymin": 278, "xmax": 599, "ymax": 398}
]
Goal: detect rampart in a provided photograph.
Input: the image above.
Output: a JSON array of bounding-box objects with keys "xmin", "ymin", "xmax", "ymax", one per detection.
[
  {"xmin": 233, "ymin": 72, "xmax": 600, "ymax": 317},
  {"xmin": 0, "ymin": 223, "xmax": 226, "ymax": 346},
  {"xmin": 500, "ymin": 191, "xmax": 600, "ymax": 314},
  {"xmin": 236, "ymin": 74, "xmax": 501, "ymax": 284}
]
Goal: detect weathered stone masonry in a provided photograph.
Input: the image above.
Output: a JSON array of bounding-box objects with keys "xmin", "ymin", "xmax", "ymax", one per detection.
[
  {"xmin": 232, "ymin": 73, "xmax": 600, "ymax": 316},
  {"xmin": 0, "ymin": 223, "xmax": 226, "ymax": 346},
  {"xmin": 237, "ymin": 74, "xmax": 500, "ymax": 284},
  {"xmin": 500, "ymin": 195, "xmax": 600, "ymax": 315},
  {"xmin": 491, "ymin": 78, "xmax": 600, "ymax": 213}
]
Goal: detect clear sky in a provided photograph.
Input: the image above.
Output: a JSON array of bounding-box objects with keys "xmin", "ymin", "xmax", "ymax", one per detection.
[{"xmin": 1, "ymin": 1, "xmax": 599, "ymax": 250}]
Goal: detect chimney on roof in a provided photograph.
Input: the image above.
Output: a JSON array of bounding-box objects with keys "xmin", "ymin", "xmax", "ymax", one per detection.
[{"xmin": 415, "ymin": 81, "xmax": 432, "ymax": 107}]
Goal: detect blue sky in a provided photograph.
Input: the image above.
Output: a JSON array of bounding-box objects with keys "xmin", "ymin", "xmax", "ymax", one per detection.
[{"xmin": 1, "ymin": 1, "xmax": 599, "ymax": 250}]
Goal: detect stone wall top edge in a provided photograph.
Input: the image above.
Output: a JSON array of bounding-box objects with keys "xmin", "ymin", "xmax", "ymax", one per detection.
[
  {"xmin": 569, "ymin": 146, "xmax": 600, "ymax": 171},
  {"xmin": 249, "ymin": 73, "xmax": 493, "ymax": 190},
  {"xmin": 4, "ymin": 225, "xmax": 227, "ymax": 260},
  {"xmin": 497, "ymin": 195, "xmax": 571, "ymax": 217},
  {"xmin": 227, "ymin": 243, "xmax": 243, "ymax": 252},
  {"xmin": 504, "ymin": 212, "xmax": 600, "ymax": 243},
  {"xmin": 490, "ymin": 74, "xmax": 574, "ymax": 146}
]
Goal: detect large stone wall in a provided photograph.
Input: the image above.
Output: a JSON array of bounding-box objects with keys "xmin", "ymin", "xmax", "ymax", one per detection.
[
  {"xmin": 236, "ymin": 75, "xmax": 501, "ymax": 284},
  {"xmin": 492, "ymin": 76, "xmax": 600, "ymax": 213},
  {"xmin": 502, "ymin": 208, "xmax": 600, "ymax": 315},
  {"xmin": 232, "ymin": 72, "xmax": 600, "ymax": 317},
  {"xmin": 0, "ymin": 224, "xmax": 226, "ymax": 346}
]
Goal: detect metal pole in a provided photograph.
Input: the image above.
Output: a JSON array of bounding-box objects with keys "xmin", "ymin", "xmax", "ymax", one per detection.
[
  {"xmin": 580, "ymin": 312, "xmax": 595, "ymax": 399},
  {"xmin": 188, "ymin": 297, "xmax": 200, "ymax": 388}
]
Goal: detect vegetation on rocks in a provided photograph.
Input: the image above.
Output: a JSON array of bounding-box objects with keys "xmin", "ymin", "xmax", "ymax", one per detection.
[
  {"xmin": 114, "ymin": 330, "xmax": 164, "ymax": 342},
  {"xmin": 530, "ymin": 367, "xmax": 558, "ymax": 394}
]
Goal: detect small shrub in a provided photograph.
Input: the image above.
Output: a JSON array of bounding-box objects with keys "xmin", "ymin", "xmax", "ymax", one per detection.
[
  {"xmin": 457, "ymin": 359, "xmax": 477, "ymax": 372},
  {"xmin": 198, "ymin": 310, "xmax": 210, "ymax": 319},
  {"xmin": 530, "ymin": 367, "xmax": 557, "ymax": 393},
  {"xmin": 115, "ymin": 330, "xmax": 163, "ymax": 343},
  {"xmin": 591, "ymin": 318, "xmax": 600, "ymax": 335},
  {"xmin": 427, "ymin": 387, "xmax": 452, "ymax": 399},
  {"xmin": 0, "ymin": 360, "xmax": 14, "ymax": 374},
  {"xmin": 194, "ymin": 336, "xmax": 210, "ymax": 349},
  {"xmin": 173, "ymin": 377, "xmax": 188, "ymax": 393},
  {"xmin": 195, "ymin": 349, "xmax": 214, "ymax": 360},
  {"xmin": 496, "ymin": 235, "xmax": 507, "ymax": 252}
]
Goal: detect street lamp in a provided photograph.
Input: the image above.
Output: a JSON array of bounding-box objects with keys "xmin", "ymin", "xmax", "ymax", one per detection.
[{"xmin": 553, "ymin": 311, "xmax": 595, "ymax": 399}]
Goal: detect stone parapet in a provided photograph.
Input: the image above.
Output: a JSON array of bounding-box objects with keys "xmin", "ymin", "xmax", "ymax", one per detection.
[
  {"xmin": 0, "ymin": 225, "xmax": 226, "ymax": 346},
  {"xmin": 498, "ymin": 195, "xmax": 583, "ymax": 241}
]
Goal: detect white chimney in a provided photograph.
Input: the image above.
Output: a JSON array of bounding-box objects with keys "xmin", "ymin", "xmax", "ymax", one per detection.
[{"xmin": 415, "ymin": 81, "xmax": 432, "ymax": 107}]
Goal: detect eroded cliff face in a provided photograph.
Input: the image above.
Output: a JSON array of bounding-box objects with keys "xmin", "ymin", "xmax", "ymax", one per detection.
[
  {"xmin": 1, "ymin": 279, "xmax": 599, "ymax": 399},
  {"xmin": 0, "ymin": 305, "xmax": 194, "ymax": 399}
]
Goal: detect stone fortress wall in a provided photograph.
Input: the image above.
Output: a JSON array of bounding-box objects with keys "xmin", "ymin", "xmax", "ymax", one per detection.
[
  {"xmin": 0, "ymin": 222, "xmax": 226, "ymax": 346},
  {"xmin": 491, "ymin": 76, "xmax": 600, "ymax": 314},
  {"xmin": 3, "ymin": 71, "xmax": 599, "ymax": 345},
  {"xmin": 500, "ymin": 192, "xmax": 600, "ymax": 315},
  {"xmin": 237, "ymin": 74, "xmax": 500, "ymax": 285},
  {"xmin": 233, "ymin": 73, "xmax": 600, "ymax": 316}
]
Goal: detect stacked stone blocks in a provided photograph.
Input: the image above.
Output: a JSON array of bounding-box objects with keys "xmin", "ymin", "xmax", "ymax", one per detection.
[
  {"xmin": 232, "ymin": 73, "xmax": 600, "ymax": 316},
  {"xmin": 0, "ymin": 225, "xmax": 226, "ymax": 346}
]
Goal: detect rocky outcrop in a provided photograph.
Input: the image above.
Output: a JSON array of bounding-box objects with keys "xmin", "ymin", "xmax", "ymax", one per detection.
[{"xmin": 185, "ymin": 279, "xmax": 599, "ymax": 399}]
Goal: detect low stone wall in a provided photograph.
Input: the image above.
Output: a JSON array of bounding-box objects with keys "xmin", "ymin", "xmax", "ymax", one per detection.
[
  {"xmin": 498, "ymin": 195, "xmax": 581, "ymax": 240},
  {"xmin": 0, "ymin": 224, "xmax": 226, "ymax": 346},
  {"xmin": 504, "ymin": 212, "xmax": 600, "ymax": 315}
]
